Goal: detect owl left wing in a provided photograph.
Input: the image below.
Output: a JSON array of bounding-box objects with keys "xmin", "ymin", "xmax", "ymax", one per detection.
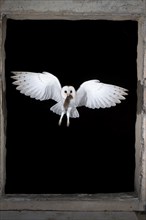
[{"xmin": 76, "ymin": 80, "xmax": 128, "ymax": 109}]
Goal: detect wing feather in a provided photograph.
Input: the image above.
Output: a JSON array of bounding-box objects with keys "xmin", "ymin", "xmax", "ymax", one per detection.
[
  {"xmin": 11, "ymin": 71, "xmax": 62, "ymax": 102},
  {"xmin": 76, "ymin": 80, "xmax": 128, "ymax": 109}
]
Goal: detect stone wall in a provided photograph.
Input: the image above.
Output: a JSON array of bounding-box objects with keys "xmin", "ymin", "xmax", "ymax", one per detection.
[{"xmin": 0, "ymin": 0, "xmax": 145, "ymax": 212}]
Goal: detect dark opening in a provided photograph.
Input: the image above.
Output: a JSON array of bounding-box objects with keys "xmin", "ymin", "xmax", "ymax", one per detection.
[{"xmin": 5, "ymin": 20, "xmax": 137, "ymax": 194}]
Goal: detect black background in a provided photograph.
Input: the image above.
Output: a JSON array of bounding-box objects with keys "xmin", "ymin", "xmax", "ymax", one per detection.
[{"xmin": 5, "ymin": 20, "xmax": 137, "ymax": 194}]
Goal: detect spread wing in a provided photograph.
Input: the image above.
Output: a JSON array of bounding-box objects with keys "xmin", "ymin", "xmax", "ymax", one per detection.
[
  {"xmin": 76, "ymin": 80, "xmax": 128, "ymax": 109},
  {"xmin": 11, "ymin": 71, "xmax": 62, "ymax": 102}
]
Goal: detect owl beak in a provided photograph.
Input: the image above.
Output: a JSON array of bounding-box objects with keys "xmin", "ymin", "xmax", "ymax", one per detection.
[{"xmin": 67, "ymin": 94, "xmax": 73, "ymax": 99}]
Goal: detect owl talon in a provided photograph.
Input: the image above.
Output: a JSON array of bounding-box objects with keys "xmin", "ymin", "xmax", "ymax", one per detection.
[
  {"xmin": 58, "ymin": 120, "xmax": 62, "ymax": 126},
  {"xmin": 67, "ymin": 121, "xmax": 70, "ymax": 127}
]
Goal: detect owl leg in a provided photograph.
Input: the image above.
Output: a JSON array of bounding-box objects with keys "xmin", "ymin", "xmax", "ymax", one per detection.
[
  {"xmin": 58, "ymin": 112, "xmax": 65, "ymax": 126},
  {"xmin": 66, "ymin": 108, "xmax": 71, "ymax": 127}
]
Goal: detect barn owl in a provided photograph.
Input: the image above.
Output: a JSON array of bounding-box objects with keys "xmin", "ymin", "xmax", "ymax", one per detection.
[{"xmin": 11, "ymin": 71, "xmax": 128, "ymax": 126}]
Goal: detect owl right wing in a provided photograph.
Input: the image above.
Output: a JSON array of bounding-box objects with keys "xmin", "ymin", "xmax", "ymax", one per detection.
[{"xmin": 11, "ymin": 71, "xmax": 62, "ymax": 102}]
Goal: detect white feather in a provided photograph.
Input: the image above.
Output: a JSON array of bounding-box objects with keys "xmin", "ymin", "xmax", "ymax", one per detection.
[
  {"xmin": 50, "ymin": 103, "xmax": 79, "ymax": 118},
  {"xmin": 76, "ymin": 80, "xmax": 128, "ymax": 109},
  {"xmin": 50, "ymin": 102, "xmax": 63, "ymax": 116},
  {"xmin": 11, "ymin": 71, "xmax": 62, "ymax": 102}
]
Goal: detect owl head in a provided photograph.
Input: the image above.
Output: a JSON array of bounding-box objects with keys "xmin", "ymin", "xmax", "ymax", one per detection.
[{"xmin": 61, "ymin": 86, "xmax": 76, "ymax": 99}]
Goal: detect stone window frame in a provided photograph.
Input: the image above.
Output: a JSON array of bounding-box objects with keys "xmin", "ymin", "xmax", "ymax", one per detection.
[{"xmin": 0, "ymin": 0, "xmax": 145, "ymax": 212}]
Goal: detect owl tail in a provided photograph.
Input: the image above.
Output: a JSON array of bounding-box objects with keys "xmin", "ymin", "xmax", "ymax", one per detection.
[
  {"xmin": 50, "ymin": 102, "xmax": 79, "ymax": 118},
  {"xmin": 70, "ymin": 107, "xmax": 80, "ymax": 118},
  {"xmin": 50, "ymin": 102, "xmax": 62, "ymax": 116}
]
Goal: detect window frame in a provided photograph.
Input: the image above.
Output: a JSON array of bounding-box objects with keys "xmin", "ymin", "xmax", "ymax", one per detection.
[{"xmin": 0, "ymin": 0, "xmax": 146, "ymax": 211}]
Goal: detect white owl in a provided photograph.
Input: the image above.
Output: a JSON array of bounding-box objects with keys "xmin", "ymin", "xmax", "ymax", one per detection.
[{"xmin": 11, "ymin": 71, "xmax": 128, "ymax": 126}]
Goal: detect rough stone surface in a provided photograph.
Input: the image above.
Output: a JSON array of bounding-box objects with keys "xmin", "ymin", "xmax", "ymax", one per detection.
[
  {"xmin": 0, "ymin": 0, "xmax": 145, "ymax": 20},
  {"xmin": 0, "ymin": 211, "xmax": 139, "ymax": 220}
]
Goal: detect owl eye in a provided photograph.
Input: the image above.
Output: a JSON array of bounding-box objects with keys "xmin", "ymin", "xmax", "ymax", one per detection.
[{"xmin": 64, "ymin": 90, "xmax": 67, "ymax": 93}]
